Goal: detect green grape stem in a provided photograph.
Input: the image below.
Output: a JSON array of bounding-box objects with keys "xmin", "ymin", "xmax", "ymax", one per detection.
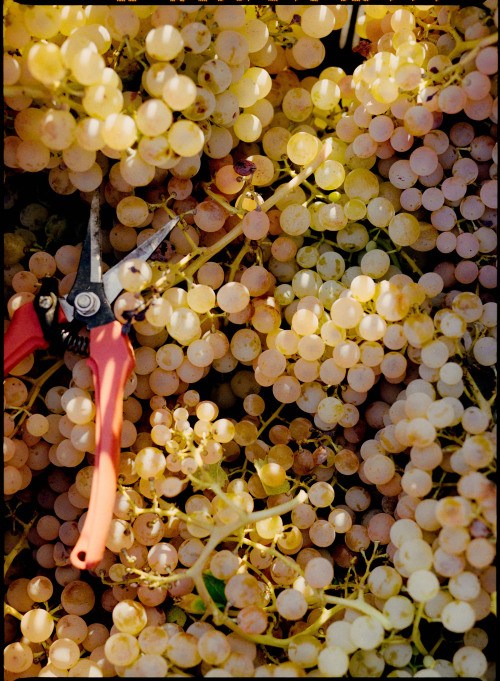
[
  {"xmin": 411, "ymin": 601, "xmax": 429, "ymax": 656},
  {"xmin": 4, "ymin": 85, "xmax": 50, "ymax": 99},
  {"xmin": 324, "ymin": 594, "xmax": 392, "ymax": 630},
  {"xmin": 11, "ymin": 359, "xmax": 64, "ymax": 437},
  {"xmin": 177, "ymin": 138, "xmax": 334, "ymax": 285},
  {"xmin": 463, "ymin": 368, "xmax": 493, "ymax": 420},
  {"xmin": 4, "ymin": 511, "xmax": 39, "ymax": 578},
  {"xmin": 4, "ymin": 604, "xmax": 23, "ymax": 621},
  {"xmin": 228, "ymin": 239, "xmax": 253, "ymax": 282},
  {"xmin": 257, "ymin": 402, "xmax": 286, "ymax": 437}
]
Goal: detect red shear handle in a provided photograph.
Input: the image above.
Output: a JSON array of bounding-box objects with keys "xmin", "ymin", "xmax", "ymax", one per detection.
[
  {"xmin": 70, "ymin": 321, "xmax": 135, "ymax": 570},
  {"xmin": 4, "ymin": 301, "xmax": 49, "ymax": 377}
]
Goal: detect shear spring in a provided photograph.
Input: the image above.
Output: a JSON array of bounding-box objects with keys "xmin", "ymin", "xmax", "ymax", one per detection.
[{"xmin": 60, "ymin": 324, "xmax": 90, "ymax": 355}]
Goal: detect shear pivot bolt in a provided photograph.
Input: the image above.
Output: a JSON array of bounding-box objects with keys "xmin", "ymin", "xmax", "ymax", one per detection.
[{"xmin": 75, "ymin": 292, "xmax": 101, "ymax": 316}]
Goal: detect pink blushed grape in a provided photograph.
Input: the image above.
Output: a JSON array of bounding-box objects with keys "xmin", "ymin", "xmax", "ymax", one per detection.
[
  {"xmin": 455, "ymin": 261, "xmax": 479, "ymax": 284},
  {"xmin": 460, "ymin": 195, "xmax": 485, "ymax": 220},
  {"xmin": 422, "ymin": 188, "xmax": 444, "ymax": 211},
  {"xmin": 431, "ymin": 206, "xmax": 457, "ymax": 231},
  {"xmin": 450, "ymin": 121, "xmax": 475, "ymax": 146},
  {"xmin": 476, "ymin": 46, "xmax": 498, "ymax": 75},
  {"xmin": 464, "ymin": 95, "xmax": 494, "ymax": 121},
  {"xmin": 441, "ymin": 176, "xmax": 467, "ymax": 201},
  {"xmin": 463, "ymin": 71, "xmax": 491, "ymax": 100},
  {"xmin": 391, "ymin": 127, "xmax": 414, "ymax": 152},
  {"xmin": 478, "ymin": 265, "xmax": 497, "ymax": 288},
  {"xmin": 456, "ymin": 233, "xmax": 479, "ymax": 259},
  {"xmin": 438, "ymin": 86, "xmax": 467, "ymax": 114},
  {"xmin": 434, "ymin": 262, "xmax": 456, "ymax": 287},
  {"xmin": 409, "ymin": 146, "xmax": 439, "ymax": 175},
  {"xmin": 436, "ymin": 232, "xmax": 457, "ymax": 254},
  {"xmin": 480, "ymin": 180, "xmax": 497, "ymax": 209}
]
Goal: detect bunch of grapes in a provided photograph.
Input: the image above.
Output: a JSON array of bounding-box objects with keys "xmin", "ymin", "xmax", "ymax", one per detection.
[{"xmin": 3, "ymin": 3, "xmax": 497, "ymax": 679}]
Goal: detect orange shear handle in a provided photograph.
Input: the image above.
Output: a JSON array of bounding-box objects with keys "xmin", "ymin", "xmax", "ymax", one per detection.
[
  {"xmin": 70, "ymin": 321, "xmax": 135, "ymax": 570},
  {"xmin": 4, "ymin": 301, "xmax": 49, "ymax": 377}
]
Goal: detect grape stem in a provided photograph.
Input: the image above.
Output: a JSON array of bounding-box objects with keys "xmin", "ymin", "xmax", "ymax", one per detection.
[
  {"xmin": 463, "ymin": 367, "xmax": 492, "ymax": 419},
  {"xmin": 186, "ymin": 491, "xmax": 308, "ymax": 612},
  {"xmin": 257, "ymin": 402, "xmax": 286, "ymax": 437},
  {"xmin": 11, "ymin": 359, "xmax": 65, "ymax": 437},
  {"xmin": 4, "ymin": 604, "xmax": 23, "ymax": 621},
  {"xmin": 4, "ymin": 85, "xmax": 50, "ymax": 98},
  {"xmin": 228, "ymin": 239, "xmax": 252, "ymax": 281},
  {"xmin": 324, "ymin": 593, "xmax": 392, "ymax": 630},
  {"xmin": 411, "ymin": 602, "xmax": 429, "ymax": 656},
  {"xmin": 4, "ymin": 511, "xmax": 39, "ymax": 578},
  {"xmin": 201, "ymin": 182, "xmax": 246, "ymax": 217},
  {"xmin": 177, "ymin": 138, "xmax": 334, "ymax": 285}
]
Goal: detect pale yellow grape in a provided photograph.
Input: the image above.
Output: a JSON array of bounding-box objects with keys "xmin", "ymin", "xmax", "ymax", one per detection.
[
  {"xmin": 48, "ymin": 638, "xmax": 80, "ymax": 670},
  {"xmin": 282, "ymin": 88, "xmax": 313, "ymax": 123},
  {"xmin": 112, "ymin": 599, "xmax": 148, "ymax": 636},
  {"xmin": 239, "ymin": 19, "xmax": 269, "ymax": 53},
  {"xmin": 317, "ymin": 396, "xmax": 343, "ymax": 424},
  {"xmin": 215, "ymin": 30, "xmax": 249, "ymax": 66},
  {"xmin": 367, "ymin": 197, "xmax": 396, "ymax": 228},
  {"xmin": 168, "ymin": 120, "xmax": 204, "ymax": 156},
  {"xmin": 273, "ymin": 376, "xmax": 301, "ymax": 403},
  {"xmin": 214, "ymin": 6, "xmax": 246, "ymax": 29},
  {"xmin": 441, "ymin": 600, "xmax": 476, "ymax": 633},
  {"xmin": 102, "ymin": 113, "xmax": 137, "ymax": 151},
  {"xmin": 330, "ymin": 298, "xmax": 364, "ymax": 328},
  {"xmin": 234, "ymin": 113, "xmax": 262, "ymax": 143},
  {"xmin": 291, "ymin": 309, "xmax": 318, "ymax": 335},
  {"xmin": 292, "ymin": 37, "xmax": 326, "ymax": 70},
  {"xmin": 162, "ymin": 75, "xmax": 197, "ymax": 112},
  {"xmin": 389, "ymin": 213, "xmax": 421, "ymax": 247},
  {"xmin": 71, "ymin": 48, "xmax": 105, "ymax": 86},
  {"xmin": 21, "ymin": 609, "xmax": 54, "ymax": 643},
  {"xmin": 104, "ymin": 633, "xmax": 140, "ymax": 667},
  {"xmin": 315, "ymin": 160, "xmax": 345, "ymax": 190},
  {"xmin": 349, "ymin": 616, "xmax": 385, "ymax": 650},
  {"xmin": 39, "ymin": 109, "xmax": 76, "ymax": 151},
  {"xmin": 244, "ymin": 66, "xmax": 272, "ymax": 98},
  {"xmin": 186, "ymin": 285, "xmax": 216, "ymax": 314},
  {"xmin": 135, "ymin": 99, "xmax": 173, "ymax": 137},
  {"xmin": 280, "ymin": 203, "xmax": 311, "ymax": 236},
  {"xmin": 383, "ymin": 596, "xmax": 415, "ymax": 630},
  {"xmin": 4, "ymin": 642, "xmax": 34, "ymax": 673},
  {"xmin": 287, "ymin": 132, "xmax": 320, "ymax": 166},
  {"xmin": 118, "ymin": 258, "xmax": 152, "ymax": 293},
  {"xmin": 344, "ymin": 169, "xmax": 380, "ymax": 203},
  {"xmin": 344, "ymin": 198, "xmax": 367, "ymax": 221},
  {"xmin": 217, "ymin": 282, "xmax": 250, "ymax": 313},
  {"xmin": 145, "ymin": 297, "xmax": 172, "ymax": 328},
  {"xmin": 145, "ymin": 25, "xmax": 184, "ymax": 61},
  {"xmin": 230, "ymin": 329, "xmax": 261, "ymax": 362},
  {"xmin": 68, "ymin": 163, "xmax": 103, "ymax": 192},
  {"xmin": 167, "ymin": 308, "xmax": 202, "ymax": 345},
  {"xmin": 28, "ymin": 42, "xmax": 66, "ymax": 87}
]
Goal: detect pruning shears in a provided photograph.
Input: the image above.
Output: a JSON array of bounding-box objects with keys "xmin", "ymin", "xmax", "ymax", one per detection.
[{"xmin": 4, "ymin": 190, "xmax": 179, "ymax": 570}]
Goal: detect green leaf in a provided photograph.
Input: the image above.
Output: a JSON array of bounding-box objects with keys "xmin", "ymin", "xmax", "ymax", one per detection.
[
  {"xmin": 254, "ymin": 458, "xmax": 291, "ymax": 496},
  {"xmin": 191, "ymin": 460, "xmax": 229, "ymax": 492},
  {"xmin": 164, "ymin": 605, "xmax": 187, "ymax": 627},
  {"xmin": 202, "ymin": 572, "xmax": 227, "ymax": 610}
]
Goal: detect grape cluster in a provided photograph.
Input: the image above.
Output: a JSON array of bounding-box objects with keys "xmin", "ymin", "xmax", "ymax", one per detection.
[{"xmin": 3, "ymin": 3, "xmax": 497, "ymax": 680}]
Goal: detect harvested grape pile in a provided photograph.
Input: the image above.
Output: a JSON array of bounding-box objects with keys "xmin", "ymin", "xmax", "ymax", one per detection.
[{"xmin": 3, "ymin": 3, "xmax": 498, "ymax": 678}]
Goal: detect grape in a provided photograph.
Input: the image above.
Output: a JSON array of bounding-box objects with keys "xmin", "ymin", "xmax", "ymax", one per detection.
[
  {"xmin": 2, "ymin": 5, "xmax": 498, "ymax": 675},
  {"xmin": 21, "ymin": 609, "xmax": 55, "ymax": 643}
]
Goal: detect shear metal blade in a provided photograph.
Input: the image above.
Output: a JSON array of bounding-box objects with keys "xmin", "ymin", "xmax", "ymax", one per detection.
[{"xmin": 102, "ymin": 215, "xmax": 180, "ymax": 305}]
